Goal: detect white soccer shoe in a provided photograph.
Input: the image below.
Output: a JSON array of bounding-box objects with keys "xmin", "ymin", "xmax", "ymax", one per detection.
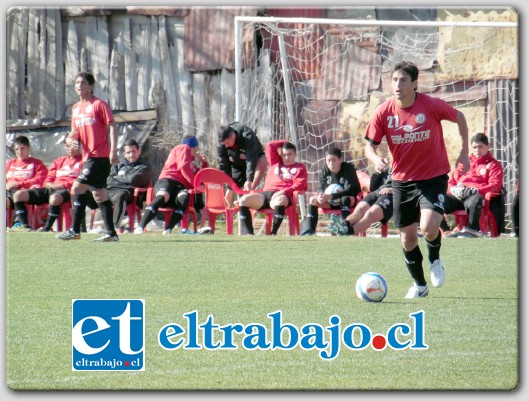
[
  {"xmin": 405, "ymin": 283, "xmax": 429, "ymax": 299},
  {"xmin": 429, "ymin": 259, "xmax": 445, "ymax": 288},
  {"xmin": 134, "ymin": 226, "xmax": 144, "ymax": 234}
]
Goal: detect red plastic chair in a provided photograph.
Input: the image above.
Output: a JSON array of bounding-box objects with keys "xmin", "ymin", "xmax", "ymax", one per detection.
[
  {"xmin": 123, "ymin": 187, "xmax": 149, "ymax": 233},
  {"xmin": 193, "ymin": 168, "xmax": 247, "ymax": 234},
  {"xmin": 448, "ymin": 192, "xmax": 500, "ymax": 237}
]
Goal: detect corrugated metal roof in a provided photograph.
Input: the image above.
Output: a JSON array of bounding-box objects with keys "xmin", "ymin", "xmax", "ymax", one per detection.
[{"xmin": 184, "ymin": 7, "xmax": 258, "ymax": 71}]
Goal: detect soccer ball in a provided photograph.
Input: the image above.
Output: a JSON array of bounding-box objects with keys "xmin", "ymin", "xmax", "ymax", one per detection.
[
  {"xmin": 324, "ymin": 183, "xmax": 343, "ymax": 206},
  {"xmin": 355, "ymin": 272, "xmax": 388, "ymax": 302}
]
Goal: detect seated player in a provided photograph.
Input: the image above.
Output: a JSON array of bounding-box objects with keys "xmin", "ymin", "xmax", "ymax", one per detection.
[
  {"xmin": 300, "ymin": 146, "xmax": 361, "ymax": 235},
  {"xmin": 134, "ymin": 135, "xmax": 199, "ymax": 235},
  {"xmin": 329, "ymin": 165, "xmax": 393, "ymax": 236},
  {"xmin": 107, "ymin": 139, "xmax": 151, "ymax": 230},
  {"xmin": 237, "ymin": 140, "xmax": 308, "ymax": 235},
  {"xmin": 10, "ymin": 138, "xmax": 82, "ymax": 232},
  {"xmin": 6, "ymin": 135, "xmax": 48, "ymax": 230},
  {"xmin": 444, "ymin": 133, "xmax": 503, "ymax": 238}
]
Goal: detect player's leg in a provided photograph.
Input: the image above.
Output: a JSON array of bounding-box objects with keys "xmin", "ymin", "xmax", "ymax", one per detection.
[
  {"xmin": 301, "ymin": 194, "xmax": 321, "ymax": 235},
  {"xmin": 12, "ymin": 189, "xmax": 31, "ymax": 228},
  {"xmin": 251, "ymin": 155, "xmax": 268, "ymax": 190},
  {"xmin": 136, "ymin": 179, "xmax": 171, "ymax": 232},
  {"xmin": 238, "ymin": 192, "xmax": 266, "ymax": 235},
  {"xmin": 269, "ymin": 192, "xmax": 290, "ymax": 235},
  {"xmin": 165, "ymin": 188, "xmax": 190, "ymax": 231},
  {"xmin": 419, "ymin": 175, "xmax": 448, "ymax": 287},
  {"xmin": 90, "ymin": 158, "xmax": 118, "ymax": 240}
]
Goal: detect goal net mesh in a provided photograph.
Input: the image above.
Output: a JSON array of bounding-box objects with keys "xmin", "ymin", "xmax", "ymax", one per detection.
[{"xmin": 235, "ymin": 17, "xmax": 518, "ymax": 231}]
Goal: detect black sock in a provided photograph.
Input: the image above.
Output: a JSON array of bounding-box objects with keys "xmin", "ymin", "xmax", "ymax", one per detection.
[
  {"xmin": 98, "ymin": 200, "xmax": 117, "ymax": 236},
  {"xmin": 403, "ymin": 246, "xmax": 426, "ymax": 286},
  {"xmin": 308, "ymin": 205, "xmax": 319, "ymax": 232},
  {"xmin": 341, "ymin": 197, "xmax": 351, "ymax": 219},
  {"xmin": 72, "ymin": 193, "xmax": 87, "ymax": 233},
  {"xmin": 167, "ymin": 210, "xmax": 184, "ymax": 230},
  {"xmin": 345, "ymin": 221, "xmax": 355, "ymax": 235},
  {"xmin": 14, "ymin": 201, "xmax": 29, "ymax": 227},
  {"xmin": 239, "ymin": 206, "xmax": 254, "ymax": 235},
  {"xmin": 139, "ymin": 195, "xmax": 165, "ymax": 228},
  {"xmin": 271, "ymin": 205, "xmax": 285, "ymax": 235},
  {"xmin": 426, "ymin": 230, "xmax": 442, "ymax": 264},
  {"xmin": 44, "ymin": 205, "xmax": 61, "ymax": 230}
]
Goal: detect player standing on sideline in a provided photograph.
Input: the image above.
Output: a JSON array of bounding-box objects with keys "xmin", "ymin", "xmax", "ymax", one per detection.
[
  {"xmin": 364, "ymin": 61, "xmax": 469, "ymax": 299},
  {"xmin": 56, "ymin": 71, "xmax": 120, "ymax": 242},
  {"xmin": 238, "ymin": 140, "xmax": 308, "ymax": 235},
  {"xmin": 134, "ymin": 135, "xmax": 199, "ymax": 235},
  {"xmin": 300, "ymin": 146, "xmax": 361, "ymax": 235},
  {"xmin": 217, "ymin": 122, "xmax": 268, "ymax": 205}
]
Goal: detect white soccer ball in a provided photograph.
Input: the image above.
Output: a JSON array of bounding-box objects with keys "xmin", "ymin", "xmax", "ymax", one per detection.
[
  {"xmin": 355, "ymin": 272, "xmax": 388, "ymax": 303},
  {"xmin": 324, "ymin": 183, "xmax": 343, "ymax": 206}
]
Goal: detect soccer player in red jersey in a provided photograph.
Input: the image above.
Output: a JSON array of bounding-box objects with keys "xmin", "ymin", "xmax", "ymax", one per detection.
[
  {"xmin": 10, "ymin": 139, "xmax": 82, "ymax": 231},
  {"xmin": 134, "ymin": 135, "xmax": 199, "ymax": 235},
  {"xmin": 56, "ymin": 71, "xmax": 120, "ymax": 242},
  {"xmin": 238, "ymin": 140, "xmax": 308, "ymax": 235},
  {"xmin": 364, "ymin": 61, "xmax": 469, "ymax": 298},
  {"xmin": 6, "ymin": 136, "xmax": 48, "ymax": 226}
]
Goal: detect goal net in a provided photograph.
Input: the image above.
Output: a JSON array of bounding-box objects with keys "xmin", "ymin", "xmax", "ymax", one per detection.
[{"xmin": 234, "ymin": 14, "xmax": 518, "ymax": 231}]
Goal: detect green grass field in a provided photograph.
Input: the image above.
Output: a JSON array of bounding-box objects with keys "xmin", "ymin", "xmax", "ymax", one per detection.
[{"xmin": 5, "ymin": 229, "xmax": 519, "ymax": 391}]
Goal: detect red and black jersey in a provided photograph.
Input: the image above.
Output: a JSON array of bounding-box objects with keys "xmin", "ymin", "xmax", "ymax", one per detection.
[
  {"xmin": 448, "ymin": 152, "xmax": 503, "ymax": 196},
  {"xmin": 263, "ymin": 140, "xmax": 308, "ymax": 198},
  {"xmin": 71, "ymin": 96, "xmax": 115, "ymax": 160},
  {"xmin": 45, "ymin": 154, "xmax": 83, "ymax": 190},
  {"xmin": 158, "ymin": 144, "xmax": 195, "ymax": 189},
  {"xmin": 365, "ymin": 92, "xmax": 459, "ymax": 182},
  {"xmin": 6, "ymin": 157, "xmax": 48, "ymax": 189}
]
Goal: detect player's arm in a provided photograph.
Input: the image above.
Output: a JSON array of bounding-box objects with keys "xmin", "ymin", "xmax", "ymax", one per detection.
[
  {"xmin": 455, "ymin": 111, "xmax": 470, "ymax": 172},
  {"xmin": 364, "ymin": 140, "xmax": 389, "ymax": 173},
  {"xmin": 265, "ymin": 140, "xmax": 287, "ymax": 166},
  {"xmin": 65, "ymin": 129, "xmax": 80, "ymax": 150},
  {"xmin": 108, "ymin": 122, "xmax": 119, "ymax": 164}
]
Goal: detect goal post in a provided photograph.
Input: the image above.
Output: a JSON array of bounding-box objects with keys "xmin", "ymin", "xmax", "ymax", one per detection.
[{"xmin": 233, "ymin": 14, "xmax": 519, "ymax": 231}]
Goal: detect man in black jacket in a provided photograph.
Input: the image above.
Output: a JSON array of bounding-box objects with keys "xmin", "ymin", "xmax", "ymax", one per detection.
[
  {"xmin": 217, "ymin": 122, "xmax": 268, "ymax": 192},
  {"xmin": 107, "ymin": 139, "xmax": 152, "ymax": 229}
]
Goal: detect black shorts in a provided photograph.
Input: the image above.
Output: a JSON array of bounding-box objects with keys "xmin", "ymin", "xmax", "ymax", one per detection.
[
  {"xmin": 392, "ymin": 174, "xmax": 448, "ymax": 228},
  {"xmin": 154, "ymin": 178, "xmax": 188, "ymax": 206},
  {"xmin": 76, "ymin": 158, "xmax": 111, "ymax": 189},
  {"xmin": 27, "ymin": 188, "xmax": 71, "ymax": 205},
  {"xmin": 361, "ymin": 190, "xmax": 394, "ymax": 224},
  {"xmin": 258, "ymin": 190, "xmax": 293, "ymax": 210}
]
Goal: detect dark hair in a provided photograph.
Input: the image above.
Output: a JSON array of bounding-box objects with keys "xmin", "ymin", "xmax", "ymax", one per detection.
[
  {"xmin": 14, "ymin": 136, "xmax": 30, "ymax": 147},
  {"xmin": 218, "ymin": 126, "xmax": 234, "ymax": 142},
  {"xmin": 124, "ymin": 139, "xmax": 140, "ymax": 149},
  {"xmin": 393, "ymin": 61, "xmax": 419, "ymax": 82},
  {"xmin": 470, "ymin": 133, "xmax": 489, "ymax": 146},
  {"xmin": 282, "ymin": 141, "xmax": 297, "ymax": 152},
  {"xmin": 76, "ymin": 71, "xmax": 95, "ymax": 86},
  {"xmin": 325, "ymin": 146, "xmax": 342, "ymax": 159}
]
